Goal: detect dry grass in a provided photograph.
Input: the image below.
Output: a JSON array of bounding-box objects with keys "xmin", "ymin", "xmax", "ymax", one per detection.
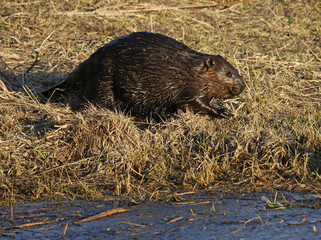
[{"xmin": 0, "ymin": 0, "xmax": 320, "ymax": 203}]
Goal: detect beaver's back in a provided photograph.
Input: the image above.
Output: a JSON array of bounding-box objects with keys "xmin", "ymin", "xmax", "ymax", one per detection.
[{"xmin": 69, "ymin": 32, "xmax": 205, "ymax": 114}]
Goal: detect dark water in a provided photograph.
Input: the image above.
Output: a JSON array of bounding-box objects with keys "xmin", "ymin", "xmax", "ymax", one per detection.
[{"xmin": 1, "ymin": 192, "xmax": 321, "ymax": 240}]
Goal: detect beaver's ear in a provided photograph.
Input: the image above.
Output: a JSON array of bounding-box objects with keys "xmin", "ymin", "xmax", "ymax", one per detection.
[{"xmin": 204, "ymin": 58, "xmax": 214, "ymax": 69}]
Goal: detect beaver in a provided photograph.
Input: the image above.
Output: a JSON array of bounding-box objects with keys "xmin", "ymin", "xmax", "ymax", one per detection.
[{"xmin": 43, "ymin": 32, "xmax": 245, "ymax": 118}]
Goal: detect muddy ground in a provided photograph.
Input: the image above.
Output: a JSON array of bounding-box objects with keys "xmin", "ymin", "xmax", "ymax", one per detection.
[{"xmin": 1, "ymin": 192, "xmax": 321, "ymax": 239}]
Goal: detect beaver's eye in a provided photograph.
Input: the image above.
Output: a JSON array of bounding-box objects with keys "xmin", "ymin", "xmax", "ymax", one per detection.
[{"xmin": 226, "ymin": 72, "xmax": 232, "ymax": 78}]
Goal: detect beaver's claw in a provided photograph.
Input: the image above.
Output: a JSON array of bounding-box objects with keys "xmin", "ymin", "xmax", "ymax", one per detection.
[{"xmin": 210, "ymin": 99, "xmax": 233, "ymax": 118}]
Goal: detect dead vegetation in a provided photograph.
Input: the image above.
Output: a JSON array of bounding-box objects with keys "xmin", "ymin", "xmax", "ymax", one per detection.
[{"xmin": 0, "ymin": 0, "xmax": 320, "ymax": 203}]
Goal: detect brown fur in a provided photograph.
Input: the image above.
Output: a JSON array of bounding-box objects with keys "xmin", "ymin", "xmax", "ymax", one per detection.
[{"xmin": 42, "ymin": 32, "xmax": 245, "ymax": 118}]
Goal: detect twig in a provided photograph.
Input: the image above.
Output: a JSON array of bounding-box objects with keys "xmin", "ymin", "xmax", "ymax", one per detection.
[
  {"xmin": 10, "ymin": 202, "xmax": 13, "ymax": 222},
  {"xmin": 118, "ymin": 221, "xmax": 148, "ymax": 227},
  {"xmin": 125, "ymin": 0, "xmax": 254, "ymax": 12},
  {"xmin": 0, "ymin": 12, "xmax": 31, "ymax": 22},
  {"xmin": 57, "ymin": 0, "xmax": 253, "ymax": 16},
  {"xmin": 239, "ymin": 58, "xmax": 321, "ymax": 66},
  {"xmin": 75, "ymin": 208, "xmax": 137, "ymax": 224},
  {"xmin": 303, "ymin": 42, "xmax": 321, "ymax": 62},
  {"xmin": 38, "ymin": 30, "xmax": 56, "ymax": 51},
  {"xmin": 21, "ymin": 48, "xmax": 36, "ymax": 86},
  {"xmin": 181, "ymin": 15, "xmax": 214, "ymax": 30},
  {"xmin": 34, "ymin": 156, "xmax": 97, "ymax": 175},
  {"xmin": 0, "ymin": 68, "xmax": 11, "ymax": 86},
  {"xmin": 62, "ymin": 222, "xmax": 68, "ymax": 238},
  {"xmin": 0, "ymin": 57, "xmax": 14, "ymax": 75},
  {"xmin": 22, "ymin": 85, "xmax": 40, "ymax": 104},
  {"xmin": 0, "ymin": 56, "xmax": 20, "ymax": 89},
  {"xmin": 167, "ymin": 217, "xmax": 184, "ymax": 224},
  {"xmin": 27, "ymin": 51, "xmax": 39, "ymax": 73},
  {"xmin": 212, "ymin": 14, "xmax": 228, "ymax": 51},
  {"xmin": 0, "ymin": 218, "xmax": 65, "ymax": 231}
]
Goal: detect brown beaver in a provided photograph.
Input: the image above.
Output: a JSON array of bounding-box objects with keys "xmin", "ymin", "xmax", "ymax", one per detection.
[{"xmin": 43, "ymin": 32, "xmax": 245, "ymax": 118}]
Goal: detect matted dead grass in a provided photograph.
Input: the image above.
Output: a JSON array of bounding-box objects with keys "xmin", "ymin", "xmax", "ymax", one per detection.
[{"xmin": 0, "ymin": 0, "xmax": 320, "ymax": 203}]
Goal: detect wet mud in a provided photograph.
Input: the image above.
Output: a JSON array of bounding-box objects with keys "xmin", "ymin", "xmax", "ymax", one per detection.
[{"xmin": 1, "ymin": 192, "xmax": 321, "ymax": 239}]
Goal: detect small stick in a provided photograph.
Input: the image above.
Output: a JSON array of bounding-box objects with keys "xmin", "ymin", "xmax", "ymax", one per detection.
[
  {"xmin": 166, "ymin": 217, "xmax": 184, "ymax": 224},
  {"xmin": 21, "ymin": 48, "xmax": 39, "ymax": 87},
  {"xmin": 62, "ymin": 222, "xmax": 68, "ymax": 238},
  {"xmin": 10, "ymin": 202, "xmax": 13, "ymax": 222},
  {"xmin": 58, "ymin": 0, "xmax": 253, "ymax": 16},
  {"xmin": 0, "ymin": 218, "xmax": 65, "ymax": 231},
  {"xmin": 26, "ymin": 51, "xmax": 39, "ymax": 73},
  {"xmin": 212, "ymin": 15, "xmax": 228, "ymax": 51},
  {"xmin": 0, "ymin": 56, "xmax": 20, "ymax": 87},
  {"xmin": 75, "ymin": 208, "xmax": 137, "ymax": 224}
]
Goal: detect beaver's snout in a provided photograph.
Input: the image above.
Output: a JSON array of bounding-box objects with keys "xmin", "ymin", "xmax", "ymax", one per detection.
[{"xmin": 230, "ymin": 75, "xmax": 245, "ymax": 96}]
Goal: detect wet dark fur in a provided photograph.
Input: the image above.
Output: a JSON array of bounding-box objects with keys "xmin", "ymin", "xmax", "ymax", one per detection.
[{"xmin": 42, "ymin": 32, "xmax": 245, "ymax": 118}]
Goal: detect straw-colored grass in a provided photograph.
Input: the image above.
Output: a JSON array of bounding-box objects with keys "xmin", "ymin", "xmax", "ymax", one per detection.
[{"xmin": 0, "ymin": 0, "xmax": 320, "ymax": 203}]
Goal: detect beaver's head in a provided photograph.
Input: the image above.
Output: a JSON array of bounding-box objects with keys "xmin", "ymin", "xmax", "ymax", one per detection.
[{"xmin": 202, "ymin": 55, "xmax": 245, "ymax": 100}]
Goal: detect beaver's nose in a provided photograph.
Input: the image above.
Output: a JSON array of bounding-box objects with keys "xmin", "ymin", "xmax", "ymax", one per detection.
[{"xmin": 231, "ymin": 76, "xmax": 245, "ymax": 95}]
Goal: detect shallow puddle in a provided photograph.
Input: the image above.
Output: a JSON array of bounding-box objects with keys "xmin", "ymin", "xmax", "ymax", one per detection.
[{"xmin": 1, "ymin": 192, "xmax": 321, "ymax": 239}]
